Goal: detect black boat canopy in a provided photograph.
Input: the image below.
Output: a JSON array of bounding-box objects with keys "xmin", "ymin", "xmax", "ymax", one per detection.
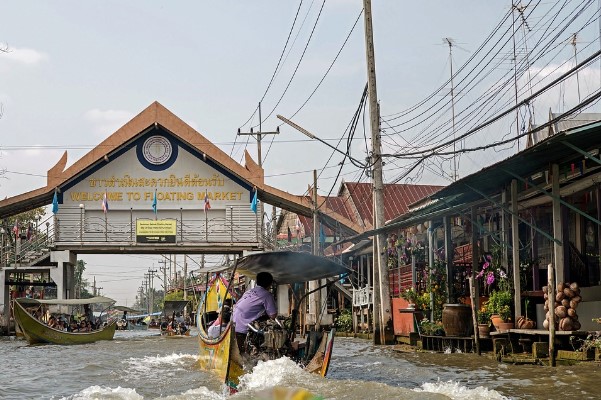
[
  {"xmin": 163, "ymin": 300, "xmax": 190, "ymax": 316},
  {"xmin": 234, "ymin": 251, "xmax": 348, "ymax": 284}
]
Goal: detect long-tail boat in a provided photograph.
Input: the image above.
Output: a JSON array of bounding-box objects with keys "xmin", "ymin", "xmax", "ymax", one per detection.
[
  {"xmin": 197, "ymin": 251, "xmax": 347, "ymax": 393},
  {"xmin": 13, "ymin": 296, "xmax": 117, "ymax": 345}
]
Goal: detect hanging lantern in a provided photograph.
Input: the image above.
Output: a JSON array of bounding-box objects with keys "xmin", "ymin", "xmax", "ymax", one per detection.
[
  {"xmin": 416, "ymin": 223, "xmax": 424, "ymax": 233},
  {"xmin": 410, "ymin": 226, "xmax": 417, "ymax": 235}
]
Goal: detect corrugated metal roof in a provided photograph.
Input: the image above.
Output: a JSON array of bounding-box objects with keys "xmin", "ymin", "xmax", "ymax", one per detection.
[
  {"xmin": 344, "ymin": 182, "xmax": 444, "ymax": 228},
  {"xmin": 336, "ymin": 119, "xmax": 601, "ymax": 245}
]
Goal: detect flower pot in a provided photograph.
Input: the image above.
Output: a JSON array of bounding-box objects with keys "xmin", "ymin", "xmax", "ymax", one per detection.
[
  {"xmin": 490, "ymin": 314, "xmax": 503, "ymax": 330},
  {"xmin": 498, "ymin": 321, "xmax": 514, "ymax": 331},
  {"xmin": 442, "ymin": 304, "xmax": 472, "ymax": 337},
  {"xmin": 477, "ymin": 323, "xmax": 490, "ymax": 338},
  {"xmin": 516, "ymin": 316, "xmax": 536, "ymax": 329}
]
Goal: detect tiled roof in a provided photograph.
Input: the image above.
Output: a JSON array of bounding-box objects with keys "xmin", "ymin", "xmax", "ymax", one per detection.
[{"xmin": 344, "ymin": 182, "xmax": 444, "ymax": 228}]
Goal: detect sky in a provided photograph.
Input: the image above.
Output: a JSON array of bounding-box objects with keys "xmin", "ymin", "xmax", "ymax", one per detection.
[{"xmin": 2, "ymin": 1, "xmax": 600, "ymax": 306}]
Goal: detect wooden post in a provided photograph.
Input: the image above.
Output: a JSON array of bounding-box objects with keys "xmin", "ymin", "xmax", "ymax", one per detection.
[
  {"xmin": 548, "ymin": 263, "xmax": 556, "ymax": 367},
  {"xmin": 428, "ymin": 220, "xmax": 435, "ymax": 320},
  {"xmin": 469, "ymin": 276, "xmax": 480, "ymax": 355},
  {"xmin": 511, "ymin": 179, "xmax": 522, "ymax": 319},
  {"xmin": 552, "ymin": 163, "xmax": 564, "ymax": 286},
  {"xmin": 444, "ymin": 216, "xmax": 453, "ymax": 303}
]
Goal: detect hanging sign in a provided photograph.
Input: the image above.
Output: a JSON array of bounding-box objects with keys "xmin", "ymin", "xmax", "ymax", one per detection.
[{"xmin": 136, "ymin": 220, "xmax": 176, "ymax": 243}]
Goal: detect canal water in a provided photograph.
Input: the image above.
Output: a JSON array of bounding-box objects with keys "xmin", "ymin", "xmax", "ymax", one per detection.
[{"xmin": 1, "ymin": 330, "xmax": 600, "ymax": 399}]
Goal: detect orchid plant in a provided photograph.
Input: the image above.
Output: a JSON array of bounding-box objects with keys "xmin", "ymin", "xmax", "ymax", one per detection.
[{"xmin": 476, "ymin": 246, "xmax": 511, "ymax": 293}]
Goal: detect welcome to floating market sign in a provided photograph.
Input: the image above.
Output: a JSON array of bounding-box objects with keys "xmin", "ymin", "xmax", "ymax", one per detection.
[{"xmin": 62, "ymin": 141, "xmax": 251, "ymax": 212}]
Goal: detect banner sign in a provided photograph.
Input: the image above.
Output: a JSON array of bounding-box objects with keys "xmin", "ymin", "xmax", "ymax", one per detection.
[{"xmin": 136, "ymin": 220, "xmax": 176, "ymax": 243}]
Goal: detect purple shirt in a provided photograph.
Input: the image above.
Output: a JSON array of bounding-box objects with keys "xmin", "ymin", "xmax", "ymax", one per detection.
[{"xmin": 232, "ymin": 286, "xmax": 277, "ymax": 333}]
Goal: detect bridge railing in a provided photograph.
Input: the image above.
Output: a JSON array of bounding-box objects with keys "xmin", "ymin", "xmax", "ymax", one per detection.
[{"xmin": 52, "ymin": 204, "xmax": 263, "ymax": 247}]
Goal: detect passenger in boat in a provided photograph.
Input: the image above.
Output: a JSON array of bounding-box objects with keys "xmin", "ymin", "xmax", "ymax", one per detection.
[
  {"xmin": 47, "ymin": 316, "xmax": 57, "ymax": 329},
  {"xmin": 83, "ymin": 304, "xmax": 94, "ymax": 324},
  {"xmin": 232, "ymin": 272, "xmax": 277, "ymax": 354},
  {"xmin": 207, "ymin": 306, "xmax": 231, "ymax": 339},
  {"xmin": 178, "ymin": 322, "xmax": 188, "ymax": 335}
]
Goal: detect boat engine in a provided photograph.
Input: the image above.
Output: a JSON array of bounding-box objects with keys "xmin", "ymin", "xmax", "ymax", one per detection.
[{"xmin": 245, "ymin": 319, "xmax": 291, "ymax": 360}]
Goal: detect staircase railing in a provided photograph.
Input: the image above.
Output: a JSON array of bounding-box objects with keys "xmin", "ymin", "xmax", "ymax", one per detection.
[{"xmin": 1, "ymin": 215, "xmax": 55, "ymax": 269}]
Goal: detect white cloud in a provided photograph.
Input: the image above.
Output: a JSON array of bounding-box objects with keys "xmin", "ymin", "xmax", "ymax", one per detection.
[
  {"xmin": 0, "ymin": 43, "xmax": 48, "ymax": 65},
  {"xmin": 83, "ymin": 108, "xmax": 135, "ymax": 138}
]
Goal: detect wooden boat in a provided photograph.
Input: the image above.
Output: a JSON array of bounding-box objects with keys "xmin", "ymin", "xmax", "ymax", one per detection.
[
  {"xmin": 159, "ymin": 300, "xmax": 191, "ymax": 337},
  {"xmin": 161, "ymin": 329, "xmax": 192, "ymax": 338},
  {"xmin": 197, "ymin": 251, "xmax": 347, "ymax": 392},
  {"xmin": 13, "ymin": 296, "xmax": 117, "ymax": 345}
]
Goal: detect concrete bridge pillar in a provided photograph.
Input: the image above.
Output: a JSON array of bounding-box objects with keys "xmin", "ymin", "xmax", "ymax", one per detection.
[{"xmin": 50, "ymin": 250, "xmax": 77, "ymax": 300}]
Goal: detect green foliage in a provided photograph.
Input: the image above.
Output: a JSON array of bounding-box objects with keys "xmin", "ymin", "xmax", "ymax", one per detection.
[
  {"xmin": 477, "ymin": 305, "xmax": 491, "ymax": 325},
  {"xmin": 419, "ymin": 318, "xmax": 444, "ymax": 336},
  {"xmin": 400, "ymin": 287, "xmax": 418, "ymax": 304},
  {"xmin": 335, "ymin": 309, "xmax": 353, "ymax": 332},
  {"xmin": 487, "ymin": 289, "xmax": 513, "ymax": 322},
  {"xmin": 74, "ymin": 259, "xmax": 92, "ymax": 298},
  {"xmin": 164, "ymin": 290, "xmax": 184, "ymax": 301},
  {"xmin": 425, "ymin": 260, "xmax": 447, "ymax": 322}
]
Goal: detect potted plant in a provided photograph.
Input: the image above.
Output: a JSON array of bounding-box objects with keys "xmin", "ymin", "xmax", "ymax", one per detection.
[
  {"xmin": 476, "ymin": 248, "xmax": 513, "ymax": 330},
  {"xmin": 516, "ymin": 298, "xmax": 536, "ymax": 329},
  {"xmin": 477, "ymin": 306, "xmax": 491, "ymax": 338},
  {"xmin": 488, "ymin": 289, "xmax": 513, "ymax": 330},
  {"xmin": 400, "ymin": 287, "xmax": 419, "ymax": 309}
]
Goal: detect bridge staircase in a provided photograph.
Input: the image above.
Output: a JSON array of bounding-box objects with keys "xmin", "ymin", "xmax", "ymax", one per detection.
[{"xmin": 1, "ymin": 216, "xmax": 55, "ymax": 269}]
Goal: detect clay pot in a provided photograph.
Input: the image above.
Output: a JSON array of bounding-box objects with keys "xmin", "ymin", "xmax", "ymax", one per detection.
[
  {"xmin": 498, "ymin": 321, "xmax": 514, "ymax": 331},
  {"xmin": 490, "ymin": 314, "xmax": 503, "ymax": 330},
  {"xmin": 516, "ymin": 316, "xmax": 536, "ymax": 329},
  {"xmin": 478, "ymin": 323, "xmax": 490, "ymax": 338}
]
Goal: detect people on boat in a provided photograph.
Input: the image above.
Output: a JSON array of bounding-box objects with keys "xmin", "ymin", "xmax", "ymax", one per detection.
[
  {"xmin": 207, "ymin": 306, "xmax": 231, "ymax": 339},
  {"xmin": 83, "ymin": 304, "xmax": 94, "ymax": 323},
  {"xmin": 160, "ymin": 318, "xmax": 168, "ymax": 331},
  {"xmin": 232, "ymin": 272, "xmax": 277, "ymax": 354}
]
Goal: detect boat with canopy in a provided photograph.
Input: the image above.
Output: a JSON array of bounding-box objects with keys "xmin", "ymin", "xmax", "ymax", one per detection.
[
  {"xmin": 160, "ymin": 300, "xmax": 192, "ymax": 337},
  {"xmin": 13, "ymin": 296, "xmax": 117, "ymax": 345},
  {"xmin": 197, "ymin": 250, "xmax": 348, "ymax": 393}
]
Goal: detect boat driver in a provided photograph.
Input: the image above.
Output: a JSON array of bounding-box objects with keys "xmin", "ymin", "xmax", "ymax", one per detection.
[{"xmin": 232, "ymin": 272, "xmax": 277, "ymax": 355}]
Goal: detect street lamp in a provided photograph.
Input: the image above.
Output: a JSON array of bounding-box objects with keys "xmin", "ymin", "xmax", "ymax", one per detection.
[
  {"xmin": 79, "ymin": 203, "xmax": 85, "ymax": 243},
  {"xmin": 0, "ymin": 228, "xmax": 5, "ymax": 268}
]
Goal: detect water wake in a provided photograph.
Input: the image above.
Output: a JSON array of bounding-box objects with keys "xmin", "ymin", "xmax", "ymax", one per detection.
[{"xmin": 415, "ymin": 380, "xmax": 509, "ymax": 400}]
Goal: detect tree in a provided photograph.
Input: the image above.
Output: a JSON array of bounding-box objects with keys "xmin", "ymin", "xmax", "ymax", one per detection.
[{"xmin": 74, "ymin": 259, "xmax": 92, "ymax": 299}]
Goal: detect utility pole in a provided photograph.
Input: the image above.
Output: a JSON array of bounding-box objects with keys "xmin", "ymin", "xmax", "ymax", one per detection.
[
  {"xmin": 172, "ymin": 255, "xmax": 177, "ymax": 290},
  {"xmin": 183, "ymin": 256, "xmax": 187, "ymax": 301},
  {"xmin": 237, "ymin": 102, "xmax": 280, "ymax": 169},
  {"xmin": 237, "ymin": 102, "xmax": 280, "ymax": 242},
  {"xmin": 444, "ymin": 37, "xmax": 458, "ymax": 181},
  {"xmin": 143, "ymin": 275, "xmax": 150, "ymax": 314},
  {"xmin": 309, "ymin": 170, "xmax": 321, "ymax": 330},
  {"xmin": 93, "ymin": 276, "xmax": 97, "ymax": 297},
  {"xmin": 148, "ymin": 268, "xmax": 157, "ymax": 314},
  {"xmin": 363, "ymin": 0, "xmax": 392, "ymax": 345},
  {"xmin": 571, "ymin": 33, "xmax": 581, "ymax": 103},
  {"xmin": 159, "ymin": 257, "xmax": 167, "ymax": 302},
  {"xmin": 272, "ymin": 206, "xmax": 277, "ymax": 249}
]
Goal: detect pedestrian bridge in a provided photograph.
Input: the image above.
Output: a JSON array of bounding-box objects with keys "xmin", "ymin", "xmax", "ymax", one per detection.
[{"xmin": 0, "ymin": 101, "xmax": 364, "ymax": 332}]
